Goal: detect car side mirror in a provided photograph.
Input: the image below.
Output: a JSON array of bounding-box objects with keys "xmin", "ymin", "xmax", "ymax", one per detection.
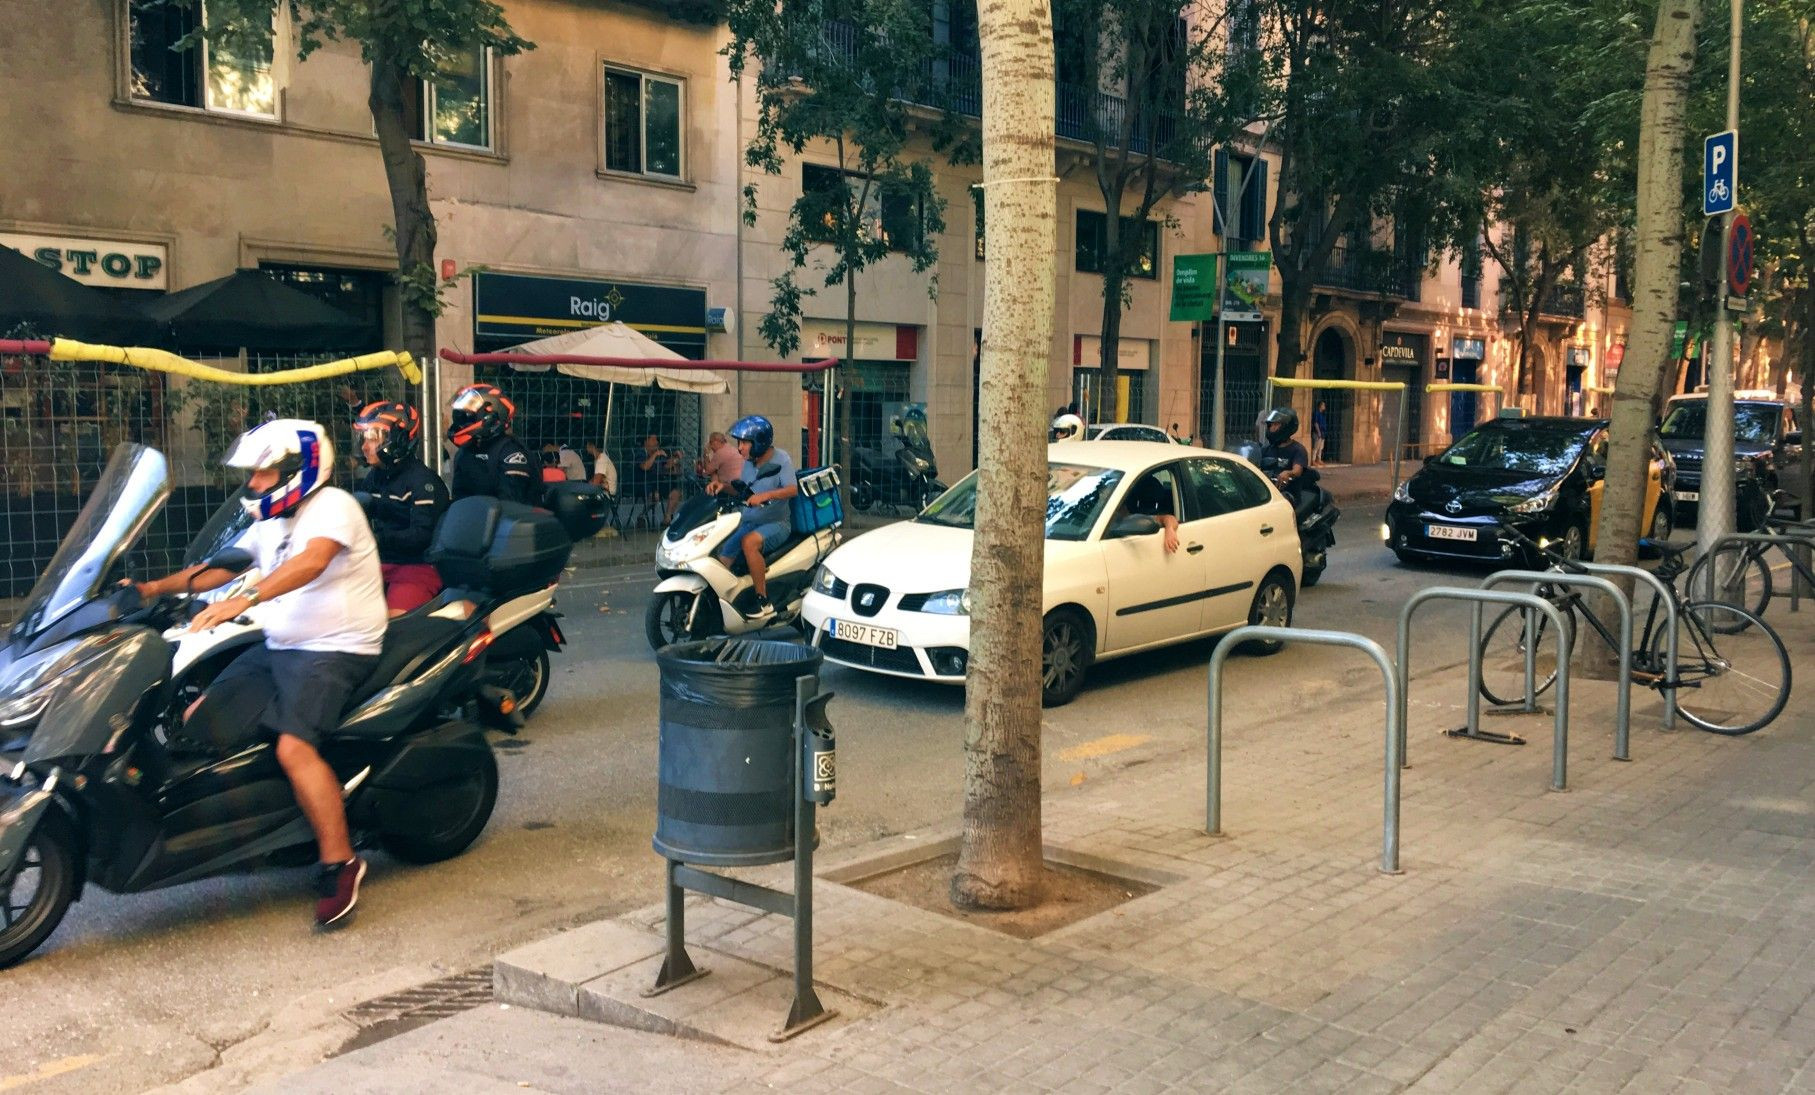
[
  {"xmin": 1106, "ymin": 514, "xmax": 1161, "ymax": 539},
  {"xmin": 1587, "ymin": 465, "xmax": 1606, "ymax": 482},
  {"xmin": 1786, "ymin": 431, "xmax": 1802, "ymax": 446},
  {"xmin": 1422, "ymin": 454, "xmax": 1438, "ymax": 466}
]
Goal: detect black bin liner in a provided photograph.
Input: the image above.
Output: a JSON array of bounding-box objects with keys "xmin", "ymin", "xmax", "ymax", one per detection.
[{"xmin": 653, "ymin": 638, "xmax": 822, "ymax": 867}]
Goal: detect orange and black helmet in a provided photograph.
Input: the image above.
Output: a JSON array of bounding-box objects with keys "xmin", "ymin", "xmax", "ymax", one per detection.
[
  {"xmin": 354, "ymin": 400, "xmax": 421, "ymax": 468},
  {"xmin": 447, "ymin": 383, "xmax": 514, "ymax": 448}
]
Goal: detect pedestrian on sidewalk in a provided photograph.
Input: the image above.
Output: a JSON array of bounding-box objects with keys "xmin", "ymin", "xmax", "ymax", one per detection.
[{"xmin": 1311, "ymin": 400, "xmax": 1329, "ymax": 465}]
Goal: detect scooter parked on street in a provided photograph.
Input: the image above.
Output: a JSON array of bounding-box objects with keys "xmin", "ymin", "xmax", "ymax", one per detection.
[
  {"xmin": 645, "ymin": 466, "xmax": 842, "ymax": 649},
  {"xmin": 0, "ymin": 445, "xmax": 602, "ymax": 967},
  {"xmin": 850, "ymin": 409, "xmax": 946, "ymax": 514}
]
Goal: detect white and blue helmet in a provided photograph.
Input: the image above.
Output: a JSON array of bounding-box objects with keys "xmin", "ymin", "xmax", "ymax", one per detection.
[{"xmin": 224, "ymin": 418, "xmax": 334, "ymax": 520}]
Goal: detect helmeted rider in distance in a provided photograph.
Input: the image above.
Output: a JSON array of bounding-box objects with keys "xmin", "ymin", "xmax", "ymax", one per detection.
[
  {"xmin": 446, "ymin": 383, "xmax": 537, "ymax": 505},
  {"xmin": 133, "ymin": 419, "xmax": 387, "ymax": 930},
  {"xmin": 705, "ymin": 414, "xmax": 797, "ymax": 620},
  {"xmin": 1050, "ymin": 412, "xmax": 1086, "ymax": 443},
  {"xmin": 354, "ymin": 400, "xmax": 451, "ymax": 617},
  {"xmin": 1259, "ymin": 407, "xmax": 1315, "ymax": 508}
]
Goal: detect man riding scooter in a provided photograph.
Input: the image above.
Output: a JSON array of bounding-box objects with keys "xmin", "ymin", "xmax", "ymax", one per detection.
[
  {"xmin": 133, "ymin": 419, "xmax": 386, "ymax": 930},
  {"xmin": 706, "ymin": 415, "xmax": 797, "ymax": 622},
  {"xmin": 1259, "ymin": 408, "xmax": 1312, "ymax": 501},
  {"xmin": 1252, "ymin": 406, "xmax": 1340, "ymax": 586},
  {"xmin": 446, "ymin": 383, "xmax": 538, "ymax": 505},
  {"xmin": 355, "ymin": 401, "xmax": 450, "ymax": 616}
]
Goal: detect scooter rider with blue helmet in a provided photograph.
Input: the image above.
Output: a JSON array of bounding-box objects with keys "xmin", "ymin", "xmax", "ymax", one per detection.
[{"xmin": 705, "ymin": 414, "xmax": 797, "ymax": 620}]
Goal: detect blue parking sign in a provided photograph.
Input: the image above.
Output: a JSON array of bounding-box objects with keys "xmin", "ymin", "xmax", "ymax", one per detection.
[{"xmin": 1704, "ymin": 130, "xmax": 1737, "ymax": 215}]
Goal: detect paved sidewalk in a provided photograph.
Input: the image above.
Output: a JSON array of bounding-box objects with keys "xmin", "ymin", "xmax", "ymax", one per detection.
[{"xmin": 273, "ymin": 606, "xmax": 1815, "ymax": 1093}]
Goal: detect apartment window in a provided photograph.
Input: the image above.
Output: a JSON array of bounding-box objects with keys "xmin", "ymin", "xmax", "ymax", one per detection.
[
  {"xmin": 1075, "ymin": 210, "xmax": 1159, "ymax": 279},
  {"xmin": 1212, "ymin": 150, "xmax": 1267, "ymax": 246},
  {"xmin": 1460, "ymin": 238, "xmax": 1482, "ymax": 309},
  {"xmin": 973, "ymin": 187, "xmax": 985, "ymax": 261},
  {"xmin": 604, "ymin": 66, "xmax": 684, "ymax": 178},
  {"xmin": 129, "ymin": 0, "xmax": 275, "ymax": 116},
  {"xmin": 802, "ymin": 164, "xmax": 922, "ymax": 252},
  {"xmin": 408, "ymin": 44, "xmax": 491, "ymax": 149}
]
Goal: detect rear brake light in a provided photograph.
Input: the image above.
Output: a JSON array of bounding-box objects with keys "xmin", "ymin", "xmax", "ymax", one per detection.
[
  {"xmin": 462, "ymin": 629, "xmax": 495, "ymax": 664},
  {"xmin": 549, "ymin": 622, "xmax": 565, "ymax": 645}
]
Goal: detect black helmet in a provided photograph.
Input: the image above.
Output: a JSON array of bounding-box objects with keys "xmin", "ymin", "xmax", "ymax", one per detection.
[
  {"xmin": 448, "ymin": 383, "xmax": 514, "ymax": 448},
  {"xmin": 1263, "ymin": 407, "xmax": 1299, "ymax": 446},
  {"xmin": 729, "ymin": 414, "xmax": 775, "ymax": 456},
  {"xmin": 354, "ymin": 400, "xmax": 421, "ymax": 469}
]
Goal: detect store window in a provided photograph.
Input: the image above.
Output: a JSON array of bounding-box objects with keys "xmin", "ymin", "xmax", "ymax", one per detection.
[
  {"xmin": 259, "ymin": 264, "xmax": 388, "ymax": 348},
  {"xmin": 603, "ymin": 66, "xmax": 684, "ymax": 179},
  {"xmin": 408, "ymin": 44, "xmax": 491, "ymax": 149},
  {"xmin": 802, "ymin": 164, "xmax": 923, "ymax": 253},
  {"xmin": 1075, "ymin": 210, "xmax": 1158, "ymax": 279},
  {"xmin": 128, "ymin": 0, "xmax": 276, "ymax": 117}
]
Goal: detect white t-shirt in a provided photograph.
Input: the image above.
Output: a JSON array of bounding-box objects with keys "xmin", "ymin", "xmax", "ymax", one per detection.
[{"xmin": 238, "ymin": 487, "xmax": 388, "ymax": 655}]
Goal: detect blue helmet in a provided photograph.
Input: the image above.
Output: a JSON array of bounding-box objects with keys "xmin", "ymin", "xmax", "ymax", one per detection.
[{"xmin": 728, "ymin": 414, "xmax": 774, "ymax": 456}]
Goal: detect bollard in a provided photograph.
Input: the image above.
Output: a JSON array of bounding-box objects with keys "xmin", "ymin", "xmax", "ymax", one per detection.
[
  {"xmin": 1398, "ymin": 588, "xmax": 1574, "ymax": 790},
  {"xmin": 1207, "ymin": 626, "xmax": 1403, "ymax": 874},
  {"xmin": 1481, "ymin": 571, "xmax": 1632, "ymax": 761}
]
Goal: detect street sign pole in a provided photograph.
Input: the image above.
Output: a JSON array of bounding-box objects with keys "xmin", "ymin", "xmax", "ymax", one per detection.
[
  {"xmin": 1212, "ymin": 252, "xmax": 1228, "ymax": 450},
  {"xmin": 1697, "ymin": 4, "xmax": 1742, "ymax": 576}
]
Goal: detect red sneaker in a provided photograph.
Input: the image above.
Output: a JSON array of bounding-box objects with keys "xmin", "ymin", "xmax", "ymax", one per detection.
[{"xmin": 313, "ymin": 856, "xmax": 367, "ymax": 930}]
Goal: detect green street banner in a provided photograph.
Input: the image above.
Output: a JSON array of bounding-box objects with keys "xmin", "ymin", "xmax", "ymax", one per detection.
[
  {"xmin": 1169, "ymin": 254, "xmax": 1218, "ymax": 321},
  {"xmin": 1220, "ymin": 252, "xmax": 1270, "ymax": 322}
]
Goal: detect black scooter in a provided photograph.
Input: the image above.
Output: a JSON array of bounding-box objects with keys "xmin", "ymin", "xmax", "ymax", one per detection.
[
  {"xmin": 0, "ymin": 445, "xmax": 601, "ymax": 967},
  {"xmin": 850, "ymin": 409, "xmax": 946, "ymax": 514},
  {"xmin": 1236, "ymin": 442, "xmax": 1341, "ymax": 587}
]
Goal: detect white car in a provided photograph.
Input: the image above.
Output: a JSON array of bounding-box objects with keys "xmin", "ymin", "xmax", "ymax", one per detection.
[
  {"xmin": 801, "ymin": 440, "xmax": 1303, "ymax": 706},
  {"xmin": 1085, "ymin": 423, "xmax": 1180, "ymax": 443}
]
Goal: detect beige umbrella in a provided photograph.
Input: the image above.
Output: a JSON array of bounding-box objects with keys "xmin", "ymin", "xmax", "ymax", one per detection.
[{"xmin": 500, "ymin": 321, "xmax": 728, "ymax": 394}]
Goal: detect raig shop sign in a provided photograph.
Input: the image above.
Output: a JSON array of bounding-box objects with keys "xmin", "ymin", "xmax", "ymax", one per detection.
[{"xmin": 2, "ymin": 232, "xmax": 167, "ymax": 290}]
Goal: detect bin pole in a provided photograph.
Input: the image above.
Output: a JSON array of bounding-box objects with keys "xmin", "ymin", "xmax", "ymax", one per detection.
[
  {"xmin": 778, "ymin": 674, "xmax": 830, "ymax": 1039},
  {"xmin": 649, "ymin": 858, "xmax": 703, "ymax": 993}
]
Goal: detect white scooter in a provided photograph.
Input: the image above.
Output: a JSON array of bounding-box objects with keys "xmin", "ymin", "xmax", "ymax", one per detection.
[{"xmin": 645, "ymin": 468, "xmax": 842, "ymax": 650}]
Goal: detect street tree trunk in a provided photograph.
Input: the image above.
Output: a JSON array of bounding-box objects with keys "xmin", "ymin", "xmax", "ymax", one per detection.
[
  {"xmin": 1591, "ymin": 0, "xmax": 1699, "ymax": 657},
  {"xmin": 953, "ymin": 0, "xmax": 1056, "ymax": 912},
  {"xmin": 370, "ymin": 58, "xmax": 436, "ymax": 394}
]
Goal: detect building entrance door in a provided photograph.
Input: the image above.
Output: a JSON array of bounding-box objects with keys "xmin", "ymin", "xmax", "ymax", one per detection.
[{"xmin": 1313, "ymin": 328, "xmax": 1350, "ymax": 462}]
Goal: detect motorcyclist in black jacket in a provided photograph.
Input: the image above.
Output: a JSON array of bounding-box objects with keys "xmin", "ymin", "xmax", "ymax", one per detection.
[
  {"xmin": 446, "ymin": 383, "xmax": 538, "ymax": 505},
  {"xmin": 1259, "ymin": 407, "xmax": 1316, "ymax": 512},
  {"xmin": 355, "ymin": 401, "xmax": 451, "ymax": 616}
]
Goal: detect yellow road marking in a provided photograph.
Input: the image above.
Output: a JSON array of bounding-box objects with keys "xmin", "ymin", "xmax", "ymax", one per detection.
[
  {"xmin": 1058, "ymin": 733, "xmax": 1152, "ymax": 761},
  {"xmin": 0, "ymin": 1055, "xmax": 106, "ymax": 1091}
]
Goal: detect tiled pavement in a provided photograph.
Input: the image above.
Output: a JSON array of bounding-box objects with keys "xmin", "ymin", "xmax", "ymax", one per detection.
[{"xmin": 280, "ymin": 606, "xmax": 1815, "ymax": 1093}]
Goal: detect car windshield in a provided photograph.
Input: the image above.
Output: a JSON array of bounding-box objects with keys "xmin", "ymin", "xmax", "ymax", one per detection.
[
  {"xmin": 918, "ymin": 462, "xmax": 1126, "ymax": 541},
  {"xmin": 12, "ymin": 443, "xmax": 170, "ymax": 640},
  {"xmin": 1433, "ymin": 426, "xmax": 1588, "ymax": 477},
  {"xmin": 1658, "ymin": 402, "xmax": 1779, "ymax": 444}
]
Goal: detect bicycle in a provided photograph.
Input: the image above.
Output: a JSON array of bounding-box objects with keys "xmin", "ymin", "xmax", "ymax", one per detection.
[
  {"xmin": 1681, "ymin": 492, "xmax": 1815, "ymax": 629},
  {"xmin": 1476, "ymin": 525, "xmax": 1792, "ymax": 735}
]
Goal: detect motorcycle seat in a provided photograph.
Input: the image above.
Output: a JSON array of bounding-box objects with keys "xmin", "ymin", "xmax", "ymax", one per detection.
[{"xmin": 341, "ymin": 616, "xmax": 468, "ymax": 713}]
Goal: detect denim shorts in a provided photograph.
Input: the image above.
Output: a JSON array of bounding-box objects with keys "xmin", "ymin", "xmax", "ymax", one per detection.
[
  {"xmin": 192, "ymin": 643, "xmax": 379, "ymax": 752},
  {"xmin": 718, "ymin": 514, "xmax": 791, "ymax": 561}
]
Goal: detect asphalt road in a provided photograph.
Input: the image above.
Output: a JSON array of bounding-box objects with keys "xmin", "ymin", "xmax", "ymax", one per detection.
[{"xmin": 8, "ymin": 500, "xmax": 1504, "ymax": 1094}]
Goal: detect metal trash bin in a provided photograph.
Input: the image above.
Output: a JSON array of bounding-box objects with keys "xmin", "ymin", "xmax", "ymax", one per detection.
[{"xmin": 653, "ymin": 637, "xmax": 823, "ymax": 866}]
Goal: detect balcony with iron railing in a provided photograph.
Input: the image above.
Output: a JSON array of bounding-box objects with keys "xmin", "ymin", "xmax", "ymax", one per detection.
[
  {"xmin": 1313, "ymin": 241, "xmax": 1423, "ymax": 301},
  {"xmin": 801, "ymin": 21, "xmax": 1183, "ymax": 160},
  {"xmin": 1498, "ymin": 278, "xmax": 1586, "ymax": 319}
]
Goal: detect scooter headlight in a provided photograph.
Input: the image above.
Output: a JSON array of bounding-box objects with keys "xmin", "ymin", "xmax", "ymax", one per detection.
[{"xmin": 0, "ymin": 634, "xmax": 122, "ymax": 728}]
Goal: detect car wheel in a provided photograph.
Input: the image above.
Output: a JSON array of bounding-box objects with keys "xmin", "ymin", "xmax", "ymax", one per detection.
[
  {"xmin": 1642, "ymin": 502, "xmax": 1674, "ymax": 556},
  {"xmin": 1558, "ymin": 521, "xmax": 1586, "ymax": 563},
  {"xmin": 1239, "ymin": 572, "xmax": 1294, "ymax": 655},
  {"xmin": 851, "ymin": 482, "xmax": 876, "ymax": 512},
  {"xmin": 1040, "ymin": 609, "xmax": 1092, "ymax": 708}
]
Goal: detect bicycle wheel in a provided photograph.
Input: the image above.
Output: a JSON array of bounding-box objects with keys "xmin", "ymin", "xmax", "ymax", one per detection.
[
  {"xmin": 1683, "ymin": 545, "xmax": 1771, "ymax": 629},
  {"xmin": 1478, "ymin": 601, "xmax": 1576, "ymax": 707},
  {"xmin": 1650, "ymin": 601, "xmax": 1791, "ymax": 735}
]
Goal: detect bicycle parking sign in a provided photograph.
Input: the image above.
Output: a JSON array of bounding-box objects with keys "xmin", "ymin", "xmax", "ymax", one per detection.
[{"xmin": 1704, "ymin": 130, "xmax": 1737, "ymax": 215}]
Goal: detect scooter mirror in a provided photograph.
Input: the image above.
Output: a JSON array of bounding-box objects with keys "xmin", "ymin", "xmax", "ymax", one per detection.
[{"xmin": 203, "ymin": 547, "xmax": 255, "ymax": 576}]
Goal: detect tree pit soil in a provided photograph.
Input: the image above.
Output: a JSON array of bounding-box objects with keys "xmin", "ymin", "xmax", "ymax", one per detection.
[{"xmin": 847, "ymin": 851, "xmax": 1156, "ymax": 939}]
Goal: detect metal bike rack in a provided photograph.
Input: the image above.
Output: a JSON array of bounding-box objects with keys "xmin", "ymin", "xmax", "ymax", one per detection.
[
  {"xmin": 1206, "ymin": 626, "xmax": 1405, "ymax": 874},
  {"xmin": 1706, "ymin": 531, "xmax": 1815, "ymax": 610},
  {"xmin": 1481, "ymin": 571, "xmax": 1632, "ymax": 762},
  {"xmin": 1574, "ymin": 562, "xmax": 1679, "ymax": 732},
  {"xmin": 1397, "ymin": 588, "xmax": 1574, "ymax": 791}
]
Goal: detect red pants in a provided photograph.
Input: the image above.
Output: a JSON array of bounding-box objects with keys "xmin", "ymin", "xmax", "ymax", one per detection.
[{"xmin": 382, "ymin": 562, "xmax": 442, "ymax": 614}]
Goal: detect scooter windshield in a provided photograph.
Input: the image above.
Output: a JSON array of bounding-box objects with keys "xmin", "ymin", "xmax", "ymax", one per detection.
[{"xmin": 11, "ymin": 443, "xmax": 171, "ymax": 640}]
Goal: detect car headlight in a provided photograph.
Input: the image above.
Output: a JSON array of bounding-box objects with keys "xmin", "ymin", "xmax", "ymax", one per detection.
[
  {"xmin": 812, "ymin": 566, "xmax": 843, "ymax": 597},
  {"xmin": 1509, "ymin": 490, "xmax": 1556, "ymax": 515},
  {"xmin": 916, "ymin": 589, "xmax": 971, "ymax": 615},
  {"xmin": 1393, "ymin": 480, "xmax": 1412, "ymax": 503}
]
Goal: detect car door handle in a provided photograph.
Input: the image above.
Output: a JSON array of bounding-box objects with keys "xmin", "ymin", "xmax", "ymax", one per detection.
[
  {"xmin": 1186, "ymin": 543, "xmax": 1205, "ymax": 554},
  {"xmin": 1259, "ymin": 524, "xmax": 1274, "ymax": 536}
]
